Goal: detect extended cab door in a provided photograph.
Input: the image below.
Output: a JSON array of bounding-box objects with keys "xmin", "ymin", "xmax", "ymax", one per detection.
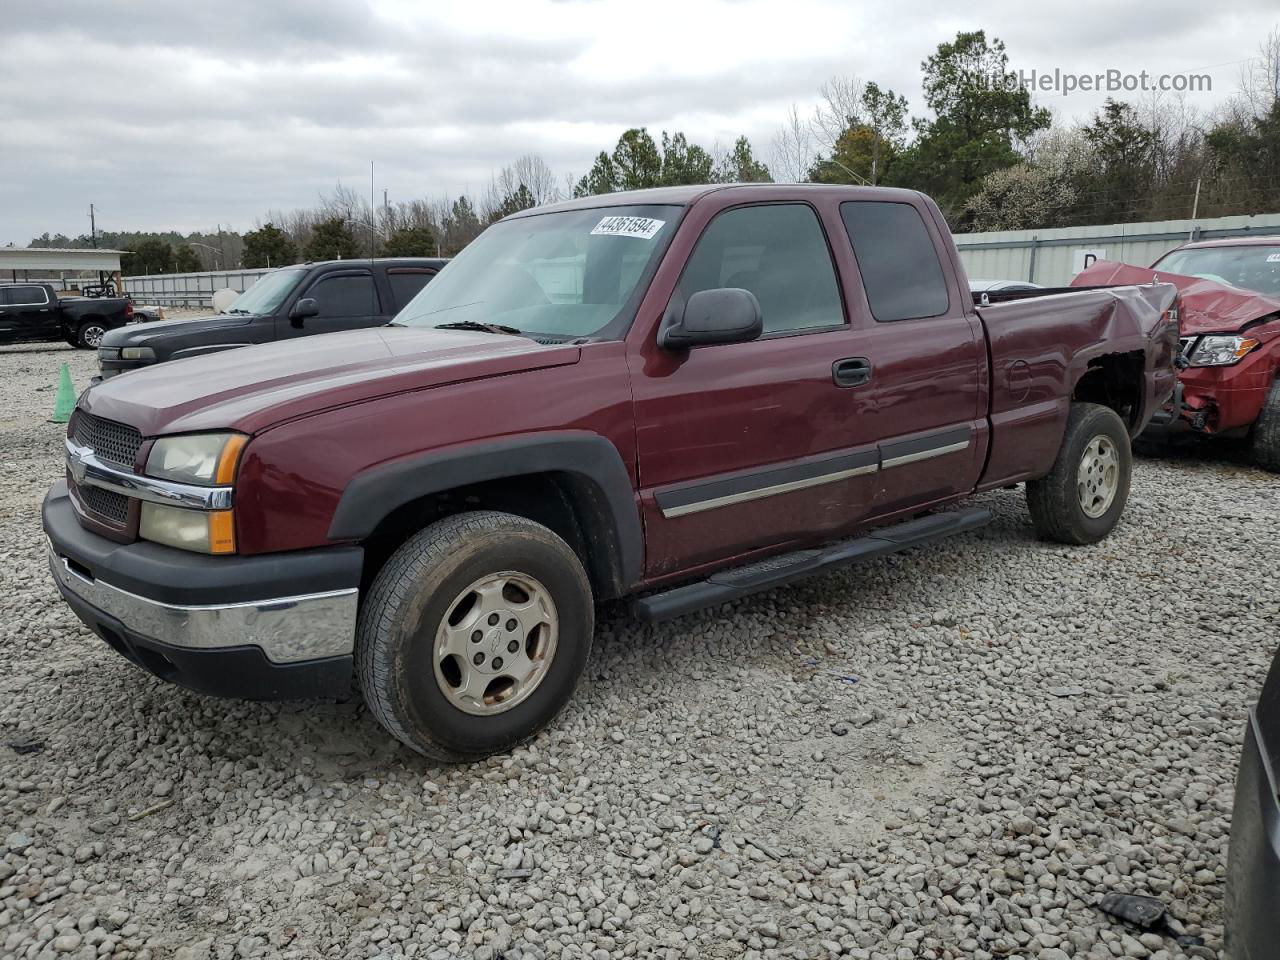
[
  {"xmin": 0, "ymin": 285, "xmax": 59, "ymax": 341},
  {"xmin": 836, "ymin": 199, "xmax": 987, "ymax": 518},
  {"xmin": 628, "ymin": 200, "xmax": 885, "ymax": 578},
  {"xmin": 279, "ymin": 268, "xmax": 384, "ymax": 338}
]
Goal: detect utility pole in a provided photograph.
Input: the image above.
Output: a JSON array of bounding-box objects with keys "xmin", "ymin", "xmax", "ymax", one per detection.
[
  {"xmin": 383, "ymin": 188, "xmax": 390, "ymax": 245},
  {"xmin": 88, "ymin": 203, "xmax": 97, "ymax": 248},
  {"xmin": 1188, "ymin": 178, "xmax": 1202, "ymax": 241}
]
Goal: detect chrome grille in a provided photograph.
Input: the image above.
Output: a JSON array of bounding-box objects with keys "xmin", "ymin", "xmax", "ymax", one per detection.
[
  {"xmin": 1178, "ymin": 336, "xmax": 1198, "ymax": 361},
  {"xmin": 78, "ymin": 483, "xmax": 130, "ymax": 524},
  {"xmin": 70, "ymin": 412, "xmax": 142, "ymax": 468}
]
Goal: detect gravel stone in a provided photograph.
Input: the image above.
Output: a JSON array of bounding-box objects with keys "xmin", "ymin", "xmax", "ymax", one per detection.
[{"xmin": 0, "ymin": 343, "xmax": 1269, "ymax": 959}]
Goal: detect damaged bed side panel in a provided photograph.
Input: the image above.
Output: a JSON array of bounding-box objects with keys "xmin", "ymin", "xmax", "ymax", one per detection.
[{"xmin": 975, "ymin": 283, "xmax": 1178, "ymax": 488}]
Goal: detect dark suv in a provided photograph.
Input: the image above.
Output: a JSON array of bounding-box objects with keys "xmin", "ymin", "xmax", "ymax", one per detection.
[{"xmin": 97, "ymin": 257, "xmax": 447, "ymax": 378}]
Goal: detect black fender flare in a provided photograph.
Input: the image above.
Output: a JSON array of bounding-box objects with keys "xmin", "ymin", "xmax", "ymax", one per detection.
[{"xmin": 327, "ymin": 431, "xmax": 643, "ymax": 595}]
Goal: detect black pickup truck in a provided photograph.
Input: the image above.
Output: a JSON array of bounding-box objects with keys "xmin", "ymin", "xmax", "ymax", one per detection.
[
  {"xmin": 97, "ymin": 257, "xmax": 447, "ymax": 378},
  {"xmin": 0, "ymin": 283, "xmax": 133, "ymax": 349}
]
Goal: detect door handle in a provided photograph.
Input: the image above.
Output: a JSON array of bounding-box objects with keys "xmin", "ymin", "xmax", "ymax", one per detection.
[{"xmin": 832, "ymin": 357, "xmax": 872, "ymax": 387}]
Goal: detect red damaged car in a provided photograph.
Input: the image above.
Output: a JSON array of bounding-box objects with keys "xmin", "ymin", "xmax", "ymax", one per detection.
[{"xmin": 1073, "ymin": 238, "xmax": 1280, "ymax": 470}]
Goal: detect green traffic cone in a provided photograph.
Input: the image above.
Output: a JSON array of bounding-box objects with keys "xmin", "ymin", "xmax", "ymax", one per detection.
[{"xmin": 50, "ymin": 362, "xmax": 76, "ymax": 424}]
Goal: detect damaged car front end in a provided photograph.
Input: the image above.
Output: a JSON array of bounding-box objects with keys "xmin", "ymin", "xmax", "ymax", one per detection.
[{"xmin": 1073, "ymin": 252, "xmax": 1280, "ymax": 468}]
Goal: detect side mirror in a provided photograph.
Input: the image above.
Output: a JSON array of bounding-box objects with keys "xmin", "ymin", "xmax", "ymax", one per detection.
[
  {"xmin": 658, "ymin": 288, "xmax": 763, "ymax": 350},
  {"xmin": 289, "ymin": 298, "xmax": 319, "ymax": 328}
]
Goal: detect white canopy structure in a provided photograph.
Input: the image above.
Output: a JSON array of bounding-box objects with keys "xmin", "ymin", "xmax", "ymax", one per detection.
[
  {"xmin": 0, "ymin": 247, "xmax": 124, "ymax": 273},
  {"xmin": 1, "ymin": 247, "xmax": 127, "ymax": 293}
]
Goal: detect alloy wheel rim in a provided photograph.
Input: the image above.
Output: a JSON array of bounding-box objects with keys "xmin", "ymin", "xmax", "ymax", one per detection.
[
  {"xmin": 84, "ymin": 326, "xmax": 105, "ymax": 347},
  {"xmin": 1077, "ymin": 434, "xmax": 1119, "ymax": 518},
  {"xmin": 433, "ymin": 571, "xmax": 558, "ymax": 716}
]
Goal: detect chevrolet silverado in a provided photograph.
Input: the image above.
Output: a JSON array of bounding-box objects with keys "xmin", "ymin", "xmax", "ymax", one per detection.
[{"xmin": 45, "ymin": 184, "xmax": 1178, "ymax": 760}]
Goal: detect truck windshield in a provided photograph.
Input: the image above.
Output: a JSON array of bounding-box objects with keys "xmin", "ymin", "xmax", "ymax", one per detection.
[
  {"xmin": 393, "ymin": 204, "xmax": 678, "ymax": 339},
  {"xmin": 227, "ymin": 269, "xmax": 304, "ymax": 315},
  {"xmin": 1154, "ymin": 245, "xmax": 1280, "ymax": 296}
]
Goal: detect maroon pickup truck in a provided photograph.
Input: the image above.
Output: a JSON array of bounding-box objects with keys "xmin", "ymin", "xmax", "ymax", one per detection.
[{"xmin": 43, "ymin": 184, "xmax": 1178, "ymax": 760}]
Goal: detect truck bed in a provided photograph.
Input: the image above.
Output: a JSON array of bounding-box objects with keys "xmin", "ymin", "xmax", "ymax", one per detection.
[{"xmin": 975, "ymin": 283, "xmax": 1180, "ymax": 488}]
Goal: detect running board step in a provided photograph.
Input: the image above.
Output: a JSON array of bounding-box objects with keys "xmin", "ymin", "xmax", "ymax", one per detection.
[{"xmin": 632, "ymin": 507, "xmax": 993, "ymax": 623}]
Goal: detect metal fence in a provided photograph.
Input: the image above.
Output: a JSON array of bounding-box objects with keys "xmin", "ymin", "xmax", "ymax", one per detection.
[
  {"xmin": 123, "ymin": 268, "xmax": 271, "ymax": 307},
  {"xmin": 954, "ymin": 212, "xmax": 1280, "ymax": 287}
]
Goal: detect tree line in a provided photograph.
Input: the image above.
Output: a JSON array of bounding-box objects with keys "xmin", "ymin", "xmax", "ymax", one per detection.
[
  {"xmin": 24, "ymin": 26, "xmax": 1280, "ymax": 271},
  {"xmin": 782, "ymin": 28, "xmax": 1280, "ymax": 232}
]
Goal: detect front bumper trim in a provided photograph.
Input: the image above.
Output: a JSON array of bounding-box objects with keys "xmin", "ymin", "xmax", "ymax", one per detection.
[{"xmin": 48, "ymin": 541, "xmax": 357, "ymax": 664}]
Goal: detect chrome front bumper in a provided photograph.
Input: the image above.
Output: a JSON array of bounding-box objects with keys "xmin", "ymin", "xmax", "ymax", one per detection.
[{"xmin": 47, "ymin": 540, "xmax": 357, "ymax": 664}]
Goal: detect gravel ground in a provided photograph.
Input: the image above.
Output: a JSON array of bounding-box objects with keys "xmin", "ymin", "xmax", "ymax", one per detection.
[{"xmin": 2, "ymin": 342, "xmax": 1276, "ymax": 960}]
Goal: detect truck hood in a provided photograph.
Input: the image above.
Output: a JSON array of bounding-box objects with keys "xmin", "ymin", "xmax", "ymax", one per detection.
[
  {"xmin": 1072, "ymin": 261, "xmax": 1280, "ymax": 335},
  {"xmin": 81, "ymin": 327, "xmax": 580, "ymax": 436},
  {"xmin": 100, "ymin": 313, "xmax": 252, "ymax": 347}
]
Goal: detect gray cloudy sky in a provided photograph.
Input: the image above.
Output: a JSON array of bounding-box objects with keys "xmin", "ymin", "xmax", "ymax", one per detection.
[{"xmin": 2, "ymin": 0, "xmax": 1275, "ymax": 246}]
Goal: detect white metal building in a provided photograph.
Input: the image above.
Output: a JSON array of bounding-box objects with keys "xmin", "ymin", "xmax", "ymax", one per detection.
[{"xmin": 954, "ymin": 213, "xmax": 1280, "ymax": 287}]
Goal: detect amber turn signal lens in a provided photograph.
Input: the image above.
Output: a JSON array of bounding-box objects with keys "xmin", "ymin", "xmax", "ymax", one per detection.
[
  {"xmin": 214, "ymin": 434, "xmax": 248, "ymax": 485},
  {"xmin": 209, "ymin": 510, "xmax": 236, "ymax": 555}
]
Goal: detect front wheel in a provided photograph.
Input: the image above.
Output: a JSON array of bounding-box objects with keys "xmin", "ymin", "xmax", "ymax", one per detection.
[
  {"xmin": 1250, "ymin": 378, "xmax": 1280, "ymax": 473},
  {"xmin": 76, "ymin": 321, "xmax": 106, "ymax": 349},
  {"xmin": 357, "ymin": 511, "xmax": 594, "ymax": 761},
  {"xmin": 1026, "ymin": 402, "xmax": 1133, "ymax": 545}
]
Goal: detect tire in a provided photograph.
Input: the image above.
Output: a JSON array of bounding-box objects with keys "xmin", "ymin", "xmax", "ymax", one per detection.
[
  {"xmin": 76, "ymin": 321, "xmax": 106, "ymax": 350},
  {"xmin": 1250, "ymin": 378, "xmax": 1280, "ymax": 473},
  {"xmin": 357, "ymin": 511, "xmax": 594, "ymax": 761},
  {"xmin": 1026, "ymin": 402, "xmax": 1133, "ymax": 545}
]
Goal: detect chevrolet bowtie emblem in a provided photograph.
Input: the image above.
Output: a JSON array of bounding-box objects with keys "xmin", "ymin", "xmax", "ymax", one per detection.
[{"xmin": 67, "ymin": 446, "xmax": 88, "ymax": 484}]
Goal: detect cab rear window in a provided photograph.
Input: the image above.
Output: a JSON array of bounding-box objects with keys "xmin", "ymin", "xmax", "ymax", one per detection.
[
  {"xmin": 387, "ymin": 270, "xmax": 436, "ymax": 310},
  {"xmin": 840, "ymin": 201, "xmax": 950, "ymax": 322}
]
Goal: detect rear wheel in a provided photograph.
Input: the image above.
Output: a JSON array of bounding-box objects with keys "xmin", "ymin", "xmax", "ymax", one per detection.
[
  {"xmin": 356, "ymin": 511, "xmax": 594, "ymax": 761},
  {"xmin": 1027, "ymin": 402, "xmax": 1133, "ymax": 544},
  {"xmin": 1250, "ymin": 378, "xmax": 1280, "ymax": 473},
  {"xmin": 76, "ymin": 321, "xmax": 106, "ymax": 349}
]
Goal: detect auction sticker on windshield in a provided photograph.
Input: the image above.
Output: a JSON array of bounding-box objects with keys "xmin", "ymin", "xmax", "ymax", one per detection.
[{"xmin": 590, "ymin": 216, "xmax": 666, "ymax": 240}]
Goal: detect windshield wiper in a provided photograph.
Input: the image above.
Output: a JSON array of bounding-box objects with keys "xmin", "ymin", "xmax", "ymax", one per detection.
[
  {"xmin": 226, "ymin": 308, "xmax": 251, "ymax": 315},
  {"xmin": 434, "ymin": 321, "xmax": 524, "ymax": 336}
]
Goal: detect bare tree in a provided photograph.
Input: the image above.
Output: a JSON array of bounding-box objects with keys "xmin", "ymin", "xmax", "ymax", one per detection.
[
  {"xmin": 1134, "ymin": 91, "xmax": 1204, "ymax": 187},
  {"xmin": 812, "ymin": 75, "xmax": 865, "ymax": 152},
  {"xmin": 771, "ymin": 103, "xmax": 815, "ymax": 182},
  {"xmin": 1239, "ymin": 25, "xmax": 1280, "ymax": 118},
  {"xmin": 510, "ymin": 154, "xmax": 561, "ymax": 205}
]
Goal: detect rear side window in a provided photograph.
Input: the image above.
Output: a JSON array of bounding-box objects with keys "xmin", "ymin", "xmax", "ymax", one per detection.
[
  {"xmin": 840, "ymin": 201, "xmax": 950, "ymax": 322},
  {"xmin": 0, "ymin": 285, "xmax": 48, "ymax": 305},
  {"xmin": 307, "ymin": 274, "xmax": 380, "ymax": 318},
  {"xmin": 675, "ymin": 204, "xmax": 844, "ymax": 335},
  {"xmin": 387, "ymin": 270, "xmax": 435, "ymax": 311}
]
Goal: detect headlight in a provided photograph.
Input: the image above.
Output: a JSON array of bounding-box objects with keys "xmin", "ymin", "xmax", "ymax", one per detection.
[
  {"xmin": 140, "ymin": 433, "xmax": 246, "ymax": 554},
  {"xmin": 145, "ymin": 433, "xmax": 246, "ymax": 486},
  {"xmin": 1185, "ymin": 335, "xmax": 1259, "ymax": 366},
  {"xmin": 120, "ymin": 346, "xmax": 155, "ymax": 361},
  {"xmin": 140, "ymin": 503, "xmax": 236, "ymax": 554}
]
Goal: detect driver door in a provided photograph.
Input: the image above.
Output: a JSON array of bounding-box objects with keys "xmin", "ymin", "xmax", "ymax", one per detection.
[
  {"xmin": 278, "ymin": 269, "xmax": 384, "ymax": 339},
  {"xmin": 628, "ymin": 201, "xmax": 883, "ymax": 578}
]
